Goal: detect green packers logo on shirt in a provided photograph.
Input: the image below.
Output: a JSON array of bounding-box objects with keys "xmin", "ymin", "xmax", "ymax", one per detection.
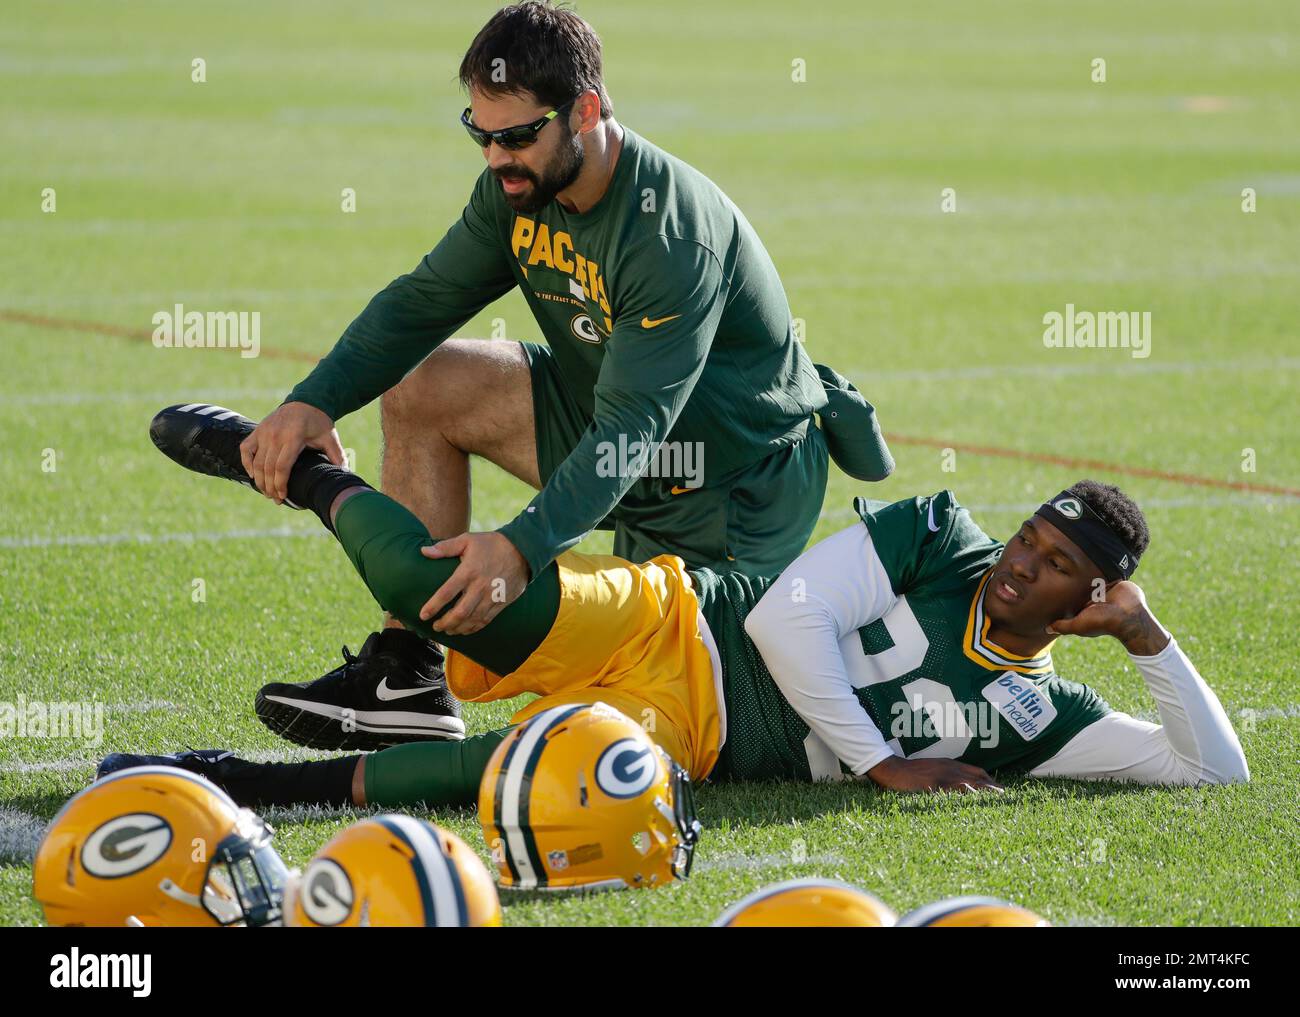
[
  {"xmin": 1052, "ymin": 497, "xmax": 1083, "ymax": 520},
  {"xmin": 570, "ymin": 313, "xmax": 602, "ymax": 344}
]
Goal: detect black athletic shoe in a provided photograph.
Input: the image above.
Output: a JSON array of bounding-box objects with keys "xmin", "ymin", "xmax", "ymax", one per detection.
[
  {"xmin": 97, "ymin": 748, "xmax": 240, "ymax": 785},
  {"xmin": 255, "ymin": 629, "xmax": 464, "ymax": 750},
  {"xmin": 149, "ymin": 402, "xmax": 302, "ymax": 507}
]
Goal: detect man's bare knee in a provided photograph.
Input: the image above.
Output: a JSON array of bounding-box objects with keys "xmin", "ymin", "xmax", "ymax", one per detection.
[
  {"xmin": 381, "ymin": 339, "xmax": 531, "ymax": 450},
  {"xmin": 382, "ymin": 339, "xmax": 486, "ymax": 430}
]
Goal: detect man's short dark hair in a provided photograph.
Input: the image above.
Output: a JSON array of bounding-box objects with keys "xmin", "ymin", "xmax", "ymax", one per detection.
[
  {"xmin": 1068, "ymin": 479, "xmax": 1151, "ymax": 559},
  {"xmin": 460, "ymin": 1, "xmax": 613, "ymax": 120}
]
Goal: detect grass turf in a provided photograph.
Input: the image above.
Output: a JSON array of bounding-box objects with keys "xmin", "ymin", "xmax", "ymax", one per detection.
[{"xmin": 2, "ymin": 0, "xmax": 1297, "ymax": 925}]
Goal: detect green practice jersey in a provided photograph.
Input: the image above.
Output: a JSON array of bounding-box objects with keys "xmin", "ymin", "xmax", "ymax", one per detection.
[
  {"xmin": 696, "ymin": 492, "xmax": 1112, "ymax": 781},
  {"xmin": 287, "ymin": 126, "xmax": 825, "ymax": 579}
]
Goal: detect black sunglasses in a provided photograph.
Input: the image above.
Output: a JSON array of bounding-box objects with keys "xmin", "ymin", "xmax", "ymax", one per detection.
[{"xmin": 460, "ymin": 98, "xmax": 576, "ymax": 151}]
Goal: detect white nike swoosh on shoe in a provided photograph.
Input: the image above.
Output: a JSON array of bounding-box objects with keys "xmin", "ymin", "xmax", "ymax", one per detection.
[
  {"xmin": 374, "ymin": 677, "xmax": 443, "ymax": 702},
  {"xmin": 927, "ymin": 500, "xmax": 940, "ymax": 532}
]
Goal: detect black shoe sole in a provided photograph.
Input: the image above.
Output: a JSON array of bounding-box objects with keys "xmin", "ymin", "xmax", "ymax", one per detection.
[{"xmin": 254, "ymin": 689, "xmax": 467, "ymax": 751}]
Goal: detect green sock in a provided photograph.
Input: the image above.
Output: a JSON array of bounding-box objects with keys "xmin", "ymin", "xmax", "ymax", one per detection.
[
  {"xmin": 363, "ymin": 729, "xmax": 513, "ymax": 807},
  {"xmin": 332, "ymin": 489, "xmax": 560, "ymax": 676}
]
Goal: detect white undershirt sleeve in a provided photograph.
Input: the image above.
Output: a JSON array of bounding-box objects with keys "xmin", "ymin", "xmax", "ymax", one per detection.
[
  {"xmin": 1029, "ymin": 632, "xmax": 1248, "ymax": 786},
  {"xmin": 744, "ymin": 523, "xmax": 899, "ymax": 777}
]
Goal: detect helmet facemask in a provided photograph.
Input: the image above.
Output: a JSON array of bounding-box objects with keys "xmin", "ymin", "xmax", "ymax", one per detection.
[
  {"xmin": 666, "ymin": 760, "xmax": 702, "ymax": 880},
  {"xmin": 161, "ymin": 811, "xmax": 288, "ymax": 927}
]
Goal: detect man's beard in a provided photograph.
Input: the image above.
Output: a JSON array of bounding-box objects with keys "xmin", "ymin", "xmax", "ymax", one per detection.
[{"xmin": 495, "ymin": 131, "xmax": 585, "ymax": 213}]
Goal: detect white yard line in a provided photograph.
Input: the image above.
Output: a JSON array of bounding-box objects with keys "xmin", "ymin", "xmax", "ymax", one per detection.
[
  {"xmin": 0, "ymin": 387, "xmax": 290, "ymax": 408},
  {"xmin": 696, "ymin": 851, "xmax": 846, "ymax": 873},
  {"xmin": 820, "ymin": 494, "xmax": 1296, "ymax": 522},
  {"xmin": 1, "ymin": 494, "xmax": 1291, "ymax": 551},
  {"xmin": 261, "ymin": 803, "xmax": 379, "ymax": 823},
  {"xmin": 5, "ymin": 743, "xmax": 348, "ymax": 775},
  {"xmin": 848, "ymin": 356, "xmax": 1300, "ymax": 383},
  {"xmin": 0, "ymin": 524, "xmax": 327, "ymax": 549},
  {"xmin": 0, "ymin": 808, "xmax": 48, "ymax": 865},
  {"xmin": 6, "ymin": 758, "xmax": 94, "ymax": 774}
]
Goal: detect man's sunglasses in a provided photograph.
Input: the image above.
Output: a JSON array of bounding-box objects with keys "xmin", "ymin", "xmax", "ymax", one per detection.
[{"xmin": 460, "ymin": 99, "xmax": 576, "ymax": 151}]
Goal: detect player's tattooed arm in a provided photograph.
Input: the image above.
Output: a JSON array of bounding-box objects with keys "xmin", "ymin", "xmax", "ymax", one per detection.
[{"xmin": 1045, "ymin": 580, "xmax": 1170, "ymax": 657}]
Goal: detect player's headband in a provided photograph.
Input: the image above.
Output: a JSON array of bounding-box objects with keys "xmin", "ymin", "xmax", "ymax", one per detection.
[{"xmin": 1034, "ymin": 492, "xmax": 1139, "ymax": 582}]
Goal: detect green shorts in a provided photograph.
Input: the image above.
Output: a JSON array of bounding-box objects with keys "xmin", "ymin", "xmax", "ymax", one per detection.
[{"xmin": 521, "ymin": 341, "xmax": 828, "ymax": 577}]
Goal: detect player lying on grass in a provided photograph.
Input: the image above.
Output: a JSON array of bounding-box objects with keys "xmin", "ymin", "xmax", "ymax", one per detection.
[{"xmin": 103, "ymin": 403, "xmax": 1248, "ymax": 804}]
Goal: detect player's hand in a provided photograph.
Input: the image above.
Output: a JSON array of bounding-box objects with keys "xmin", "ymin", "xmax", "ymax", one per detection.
[
  {"xmin": 240, "ymin": 401, "xmax": 345, "ymax": 504},
  {"xmin": 1046, "ymin": 580, "xmax": 1169, "ymax": 656},
  {"xmin": 418, "ymin": 532, "xmax": 530, "ymax": 636},
  {"xmin": 866, "ymin": 756, "xmax": 1004, "ymax": 794}
]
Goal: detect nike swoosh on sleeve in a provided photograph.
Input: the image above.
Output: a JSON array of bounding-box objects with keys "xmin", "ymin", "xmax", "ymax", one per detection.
[
  {"xmin": 641, "ymin": 314, "xmax": 682, "ymax": 329},
  {"xmin": 927, "ymin": 501, "xmax": 940, "ymax": 532}
]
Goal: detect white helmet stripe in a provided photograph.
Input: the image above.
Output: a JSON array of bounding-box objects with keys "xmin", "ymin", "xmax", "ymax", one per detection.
[
  {"xmin": 499, "ymin": 704, "xmax": 585, "ymax": 889},
  {"xmin": 381, "ymin": 815, "xmax": 465, "ymax": 928}
]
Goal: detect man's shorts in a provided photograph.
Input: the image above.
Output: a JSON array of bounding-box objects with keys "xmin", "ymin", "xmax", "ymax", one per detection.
[
  {"xmin": 444, "ymin": 550, "xmax": 724, "ymax": 781},
  {"xmin": 521, "ymin": 340, "xmax": 828, "ymax": 578}
]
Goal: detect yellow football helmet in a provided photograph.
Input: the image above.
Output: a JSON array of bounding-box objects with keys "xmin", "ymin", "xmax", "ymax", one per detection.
[
  {"xmin": 285, "ymin": 815, "xmax": 501, "ymax": 927},
  {"xmin": 899, "ymin": 895, "xmax": 1050, "ymax": 927},
  {"xmin": 714, "ymin": 878, "xmax": 898, "ymax": 927},
  {"xmin": 33, "ymin": 765, "xmax": 288, "ymax": 927},
  {"xmin": 478, "ymin": 701, "xmax": 702, "ymax": 891}
]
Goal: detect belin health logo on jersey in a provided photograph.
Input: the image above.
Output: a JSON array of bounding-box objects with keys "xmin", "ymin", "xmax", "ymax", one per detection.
[{"xmin": 981, "ymin": 673, "xmax": 1058, "ymax": 741}]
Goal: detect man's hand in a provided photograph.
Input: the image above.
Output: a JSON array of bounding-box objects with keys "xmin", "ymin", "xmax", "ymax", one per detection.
[
  {"xmin": 1046, "ymin": 580, "xmax": 1169, "ymax": 656},
  {"xmin": 866, "ymin": 755, "xmax": 1004, "ymax": 793},
  {"xmin": 240, "ymin": 402, "xmax": 345, "ymax": 504},
  {"xmin": 419, "ymin": 532, "xmax": 530, "ymax": 636}
]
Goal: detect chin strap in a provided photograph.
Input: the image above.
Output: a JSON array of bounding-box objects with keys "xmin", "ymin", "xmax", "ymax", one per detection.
[{"xmin": 159, "ymin": 876, "xmax": 245, "ymax": 925}]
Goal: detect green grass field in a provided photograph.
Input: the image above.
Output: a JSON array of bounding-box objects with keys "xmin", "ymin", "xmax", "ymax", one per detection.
[{"xmin": 3, "ymin": 0, "xmax": 1298, "ymax": 926}]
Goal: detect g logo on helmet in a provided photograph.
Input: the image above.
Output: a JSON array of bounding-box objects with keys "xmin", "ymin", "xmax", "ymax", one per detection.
[
  {"xmin": 300, "ymin": 858, "xmax": 355, "ymax": 926},
  {"xmin": 1053, "ymin": 497, "xmax": 1083, "ymax": 520},
  {"xmin": 595, "ymin": 739, "xmax": 657, "ymax": 799},
  {"xmin": 81, "ymin": 813, "xmax": 173, "ymax": 878}
]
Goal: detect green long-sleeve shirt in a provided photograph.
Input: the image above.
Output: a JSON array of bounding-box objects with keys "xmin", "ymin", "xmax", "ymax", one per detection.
[{"xmin": 287, "ymin": 126, "xmax": 825, "ymax": 578}]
